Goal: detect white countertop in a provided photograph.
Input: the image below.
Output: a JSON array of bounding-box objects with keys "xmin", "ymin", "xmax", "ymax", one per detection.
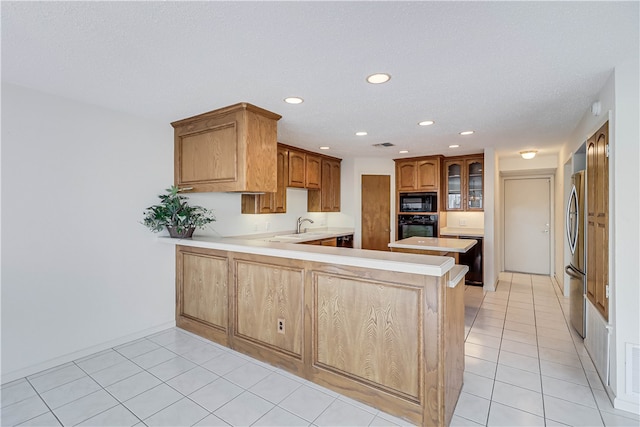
[
  {"xmin": 439, "ymin": 227, "xmax": 484, "ymax": 237},
  {"xmin": 448, "ymin": 265, "xmax": 469, "ymax": 288},
  {"xmin": 159, "ymin": 235, "xmax": 455, "ymax": 277},
  {"xmin": 388, "ymin": 236, "xmax": 477, "ymax": 253},
  {"xmin": 238, "ymin": 227, "xmax": 355, "ymax": 243}
]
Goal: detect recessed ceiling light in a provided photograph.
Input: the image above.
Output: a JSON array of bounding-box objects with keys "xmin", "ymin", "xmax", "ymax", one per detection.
[
  {"xmin": 319, "ymin": 146, "xmax": 330, "ymax": 150},
  {"xmin": 366, "ymin": 73, "xmax": 391, "ymax": 84},
  {"xmin": 449, "ymin": 144, "xmax": 460, "ymax": 148},
  {"xmin": 284, "ymin": 97, "xmax": 304, "ymax": 104},
  {"xmin": 418, "ymin": 120, "xmax": 435, "ymax": 126},
  {"xmin": 460, "ymin": 130, "xmax": 474, "ymax": 136},
  {"xmin": 355, "ymin": 131, "xmax": 368, "ymax": 136},
  {"xmin": 399, "ymin": 150, "xmax": 409, "ymax": 154}
]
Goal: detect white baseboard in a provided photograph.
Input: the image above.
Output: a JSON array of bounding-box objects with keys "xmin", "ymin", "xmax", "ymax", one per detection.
[
  {"xmin": 1, "ymin": 320, "xmax": 176, "ymax": 385},
  {"xmin": 614, "ymin": 395, "xmax": 640, "ymax": 416}
]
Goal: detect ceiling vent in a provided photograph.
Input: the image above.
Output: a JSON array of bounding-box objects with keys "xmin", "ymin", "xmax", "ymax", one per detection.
[{"xmin": 373, "ymin": 142, "xmax": 395, "ymax": 148}]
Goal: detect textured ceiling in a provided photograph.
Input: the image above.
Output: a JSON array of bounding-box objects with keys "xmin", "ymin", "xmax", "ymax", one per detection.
[{"xmin": 2, "ymin": 1, "xmax": 638, "ymax": 159}]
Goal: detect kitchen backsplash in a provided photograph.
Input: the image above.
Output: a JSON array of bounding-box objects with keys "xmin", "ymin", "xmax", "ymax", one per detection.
[
  {"xmin": 178, "ymin": 188, "xmax": 351, "ymax": 238},
  {"xmin": 444, "ymin": 211, "xmax": 485, "ymax": 229}
]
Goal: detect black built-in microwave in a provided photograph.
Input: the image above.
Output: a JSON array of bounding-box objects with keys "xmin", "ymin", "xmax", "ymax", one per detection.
[{"xmin": 399, "ymin": 192, "xmax": 437, "ymax": 213}]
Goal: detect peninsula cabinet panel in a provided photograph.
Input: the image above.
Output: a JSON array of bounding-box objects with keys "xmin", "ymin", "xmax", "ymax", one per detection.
[
  {"xmin": 314, "ymin": 273, "xmax": 421, "ymax": 399},
  {"xmin": 234, "ymin": 260, "xmax": 304, "ymax": 357},
  {"xmin": 176, "ymin": 249, "xmax": 229, "ymax": 345},
  {"xmin": 175, "ymin": 245, "xmax": 463, "ymax": 426},
  {"xmin": 172, "ymin": 102, "xmax": 281, "ymax": 193}
]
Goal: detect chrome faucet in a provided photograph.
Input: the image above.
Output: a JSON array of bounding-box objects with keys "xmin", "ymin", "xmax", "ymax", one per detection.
[{"xmin": 296, "ymin": 217, "xmax": 314, "ymax": 234}]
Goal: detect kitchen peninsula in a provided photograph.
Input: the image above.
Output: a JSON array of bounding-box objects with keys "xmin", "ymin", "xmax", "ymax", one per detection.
[
  {"xmin": 162, "ymin": 235, "xmax": 467, "ymax": 426},
  {"xmin": 388, "ymin": 236, "xmax": 478, "ymax": 263}
]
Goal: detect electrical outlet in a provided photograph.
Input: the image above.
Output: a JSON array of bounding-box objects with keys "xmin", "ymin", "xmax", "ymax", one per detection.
[
  {"xmin": 459, "ymin": 219, "xmax": 467, "ymax": 226},
  {"xmin": 277, "ymin": 318, "xmax": 285, "ymax": 334},
  {"xmin": 265, "ymin": 221, "xmax": 270, "ymax": 230},
  {"xmin": 253, "ymin": 223, "xmax": 259, "ymax": 231}
]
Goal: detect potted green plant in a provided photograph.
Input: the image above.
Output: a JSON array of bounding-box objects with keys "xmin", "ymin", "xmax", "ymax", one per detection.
[{"xmin": 142, "ymin": 186, "xmax": 215, "ymax": 238}]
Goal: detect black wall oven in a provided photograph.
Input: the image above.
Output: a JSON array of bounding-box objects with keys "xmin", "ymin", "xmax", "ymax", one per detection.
[
  {"xmin": 398, "ymin": 215, "xmax": 438, "ymax": 239},
  {"xmin": 399, "ymin": 192, "xmax": 437, "ymax": 213}
]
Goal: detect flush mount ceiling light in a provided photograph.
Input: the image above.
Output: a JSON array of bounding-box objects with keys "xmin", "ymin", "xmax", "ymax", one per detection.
[
  {"xmin": 418, "ymin": 120, "xmax": 435, "ymax": 126},
  {"xmin": 284, "ymin": 97, "xmax": 304, "ymax": 104},
  {"xmin": 399, "ymin": 150, "xmax": 409, "ymax": 154},
  {"xmin": 366, "ymin": 73, "xmax": 391, "ymax": 84},
  {"xmin": 459, "ymin": 130, "xmax": 474, "ymax": 136},
  {"xmin": 319, "ymin": 146, "xmax": 330, "ymax": 150},
  {"xmin": 449, "ymin": 144, "xmax": 460, "ymax": 148},
  {"xmin": 520, "ymin": 150, "xmax": 538, "ymax": 160},
  {"xmin": 355, "ymin": 131, "xmax": 368, "ymax": 136}
]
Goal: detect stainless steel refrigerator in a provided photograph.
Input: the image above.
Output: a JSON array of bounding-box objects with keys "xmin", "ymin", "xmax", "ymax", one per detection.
[{"xmin": 565, "ymin": 171, "xmax": 586, "ymax": 338}]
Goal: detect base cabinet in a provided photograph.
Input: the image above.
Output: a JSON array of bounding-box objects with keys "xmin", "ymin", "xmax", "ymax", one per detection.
[{"xmin": 176, "ymin": 245, "xmax": 463, "ymax": 426}]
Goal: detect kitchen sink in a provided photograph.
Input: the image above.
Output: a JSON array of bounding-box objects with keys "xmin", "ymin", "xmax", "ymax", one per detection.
[{"xmin": 273, "ymin": 232, "xmax": 326, "ymax": 240}]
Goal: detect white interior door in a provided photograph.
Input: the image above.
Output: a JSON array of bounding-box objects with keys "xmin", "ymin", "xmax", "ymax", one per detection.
[{"xmin": 504, "ymin": 177, "xmax": 551, "ymax": 274}]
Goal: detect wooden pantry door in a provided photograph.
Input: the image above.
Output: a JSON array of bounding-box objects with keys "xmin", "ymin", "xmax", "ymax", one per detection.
[{"xmin": 361, "ymin": 175, "xmax": 391, "ymax": 251}]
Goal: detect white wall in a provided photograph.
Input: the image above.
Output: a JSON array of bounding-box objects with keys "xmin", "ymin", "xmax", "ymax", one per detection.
[
  {"xmin": 483, "ymin": 147, "xmax": 498, "ymax": 291},
  {"xmin": 611, "ymin": 60, "xmax": 640, "ymax": 413},
  {"xmin": 1, "ymin": 84, "xmax": 176, "ymax": 382}
]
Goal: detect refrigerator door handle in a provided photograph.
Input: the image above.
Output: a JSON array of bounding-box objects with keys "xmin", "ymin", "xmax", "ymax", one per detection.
[
  {"xmin": 566, "ymin": 185, "xmax": 578, "ymax": 254},
  {"xmin": 565, "ymin": 264, "xmax": 584, "ymax": 279}
]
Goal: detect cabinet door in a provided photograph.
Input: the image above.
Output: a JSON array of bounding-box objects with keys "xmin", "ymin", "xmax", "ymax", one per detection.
[
  {"xmin": 586, "ymin": 123, "xmax": 609, "ymax": 320},
  {"xmin": 444, "ymin": 160, "xmax": 463, "ymax": 210},
  {"xmin": 309, "ymin": 158, "xmax": 341, "ymax": 212},
  {"xmin": 329, "ymin": 159, "xmax": 341, "ymax": 211},
  {"xmin": 416, "ymin": 159, "xmax": 439, "ymax": 191},
  {"xmin": 241, "ymin": 145, "xmax": 288, "ymax": 214},
  {"xmin": 305, "ymin": 154, "xmax": 322, "ymax": 189},
  {"xmin": 288, "ymin": 150, "xmax": 306, "ymax": 188},
  {"xmin": 466, "ymin": 158, "xmax": 483, "ymax": 211},
  {"xmin": 396, "ymin": 161, "xmax": 417, "ymax": 191},
  {"xmin": 273, "ymin": 146, "xmax": 288, "ymax": 212},
  {"xmin": 180, "ymin": 252, "xmax": 228, "ymax": 330}
]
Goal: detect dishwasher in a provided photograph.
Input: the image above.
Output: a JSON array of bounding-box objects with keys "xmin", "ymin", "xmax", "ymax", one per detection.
[{"xmin": 459, "ymin": 236, "xmax": 483, "ymax": 286}]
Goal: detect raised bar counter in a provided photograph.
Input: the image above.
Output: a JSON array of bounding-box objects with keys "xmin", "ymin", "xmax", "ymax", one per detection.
[{"xmin": 161, "ymin": 236, "xmax": 465, "ymax": 426}]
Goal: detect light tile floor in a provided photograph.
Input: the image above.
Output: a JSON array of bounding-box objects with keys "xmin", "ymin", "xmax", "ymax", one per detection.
[{"xmin": 2, "ymin": 273, "xmax": 639, "ymax": 426}]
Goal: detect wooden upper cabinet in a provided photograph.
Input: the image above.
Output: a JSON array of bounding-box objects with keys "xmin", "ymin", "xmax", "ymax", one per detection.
[
  {"xmin": 288, "ymin": 149, "xmax": 306, "ymax": 188},
  {"xmin": 395, "ymin": 157, "xmax": 441, "ymax": 192},
  {"xmin": 586, "ymin": 122, "xmax": 609, "ymax": 320},
  {"xmin": 241, "ymin": 145, "xmax": 288, "ymax": 214},
  {"xmin": 416, "ymin": 159, "xmax": 440, "ymax": 191},
  {"xmin": 396, "ymin": 160, "xmax": 417, "ymax": 191},
  {"xmin": 172, "ymin": 103, "xmax": 281, "ymax": 193},
  {"xmin": 443, "ymin": 155, "xmax": 483, "ymax": 211},
  {"xmin": 305, "ymin": 154, "xmax": 322, "ymax": 189},
  {"xmin": 308, "ymin": 157, "xmax": 341, "ymax": 212}
]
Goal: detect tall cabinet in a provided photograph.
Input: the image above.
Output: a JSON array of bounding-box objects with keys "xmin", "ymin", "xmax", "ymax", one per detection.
[
  {"xmin": 586, "ymin": 122, "xmax": 609, "ymax": 320},
  {"xmin": 443, "ymin": 156, "xmax": 484, "ymax": 211}
]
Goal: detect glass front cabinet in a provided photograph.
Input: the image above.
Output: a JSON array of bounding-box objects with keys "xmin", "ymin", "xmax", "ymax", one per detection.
[{"xmin": 444, "ymin": 156, "xmax": 483, "ymax": 211}]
